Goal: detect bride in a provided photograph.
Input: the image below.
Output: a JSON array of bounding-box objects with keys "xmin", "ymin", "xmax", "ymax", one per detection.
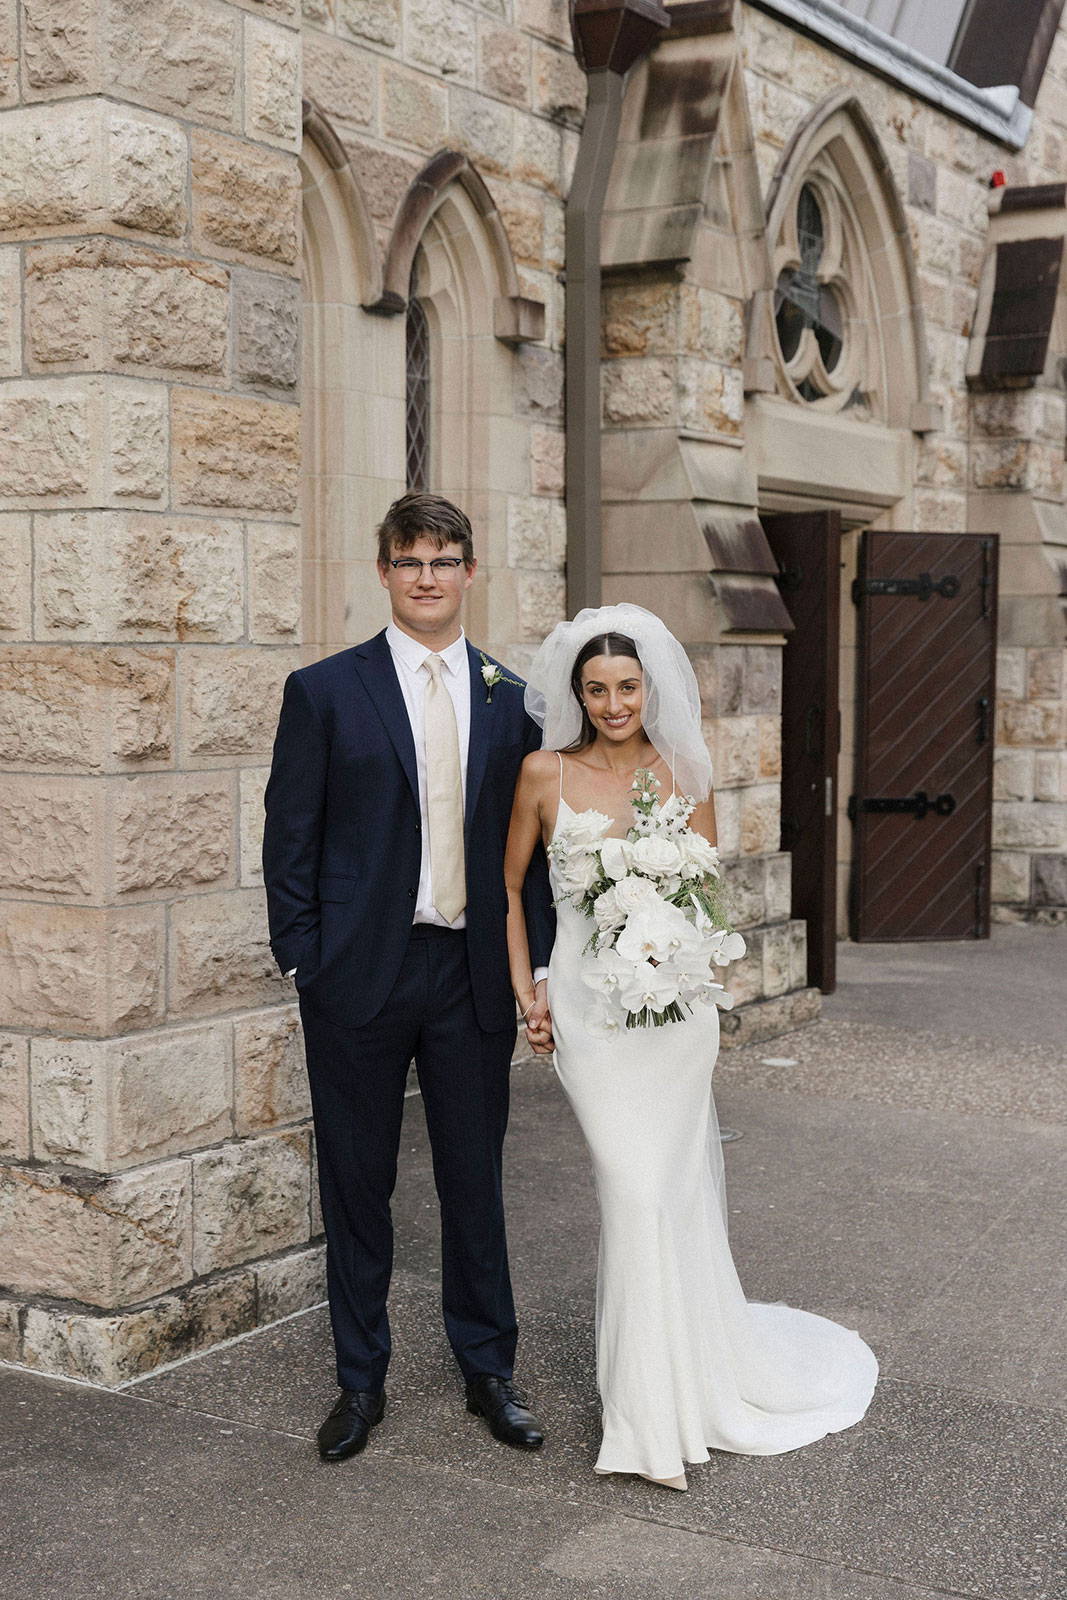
[{"xmin": 504, "ymin": 604, "xmax": 877, "ymax": 1491}]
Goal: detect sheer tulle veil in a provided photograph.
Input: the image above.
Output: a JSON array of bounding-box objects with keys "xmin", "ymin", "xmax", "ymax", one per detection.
[{"xmin": 523, "ymin": 604, "xmax": 713, "ymax": 800}]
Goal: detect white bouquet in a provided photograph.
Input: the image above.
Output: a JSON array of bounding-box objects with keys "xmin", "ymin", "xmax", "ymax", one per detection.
[{"xmin": 548, "ymin": 770, "xmax": 746, "ymax": 1036}]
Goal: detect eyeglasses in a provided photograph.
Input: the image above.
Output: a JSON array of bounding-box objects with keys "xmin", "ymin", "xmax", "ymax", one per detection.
[{"xmin": 389, "ymin": 558, "xmax": 466, "ymax": 576}]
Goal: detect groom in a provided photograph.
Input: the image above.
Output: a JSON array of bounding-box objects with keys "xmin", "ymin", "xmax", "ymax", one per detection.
[{"xmin": 263, "ymin": 493, "xmax": 554, "ymax": 1462}]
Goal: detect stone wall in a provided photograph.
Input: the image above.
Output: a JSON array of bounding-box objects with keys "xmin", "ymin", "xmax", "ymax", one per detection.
[{"xmin": 0, "ymin": 0, "xmax": 323, "ymax": 1385}]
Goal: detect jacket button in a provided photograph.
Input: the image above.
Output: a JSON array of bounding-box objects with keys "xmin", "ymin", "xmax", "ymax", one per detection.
[{"xmin": 408, "ymin": 888, "xmax": 416, "ymax": 899}]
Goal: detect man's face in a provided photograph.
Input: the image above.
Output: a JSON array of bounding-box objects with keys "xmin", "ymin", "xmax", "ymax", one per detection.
[{"xmin": 378, "ymin": 534, "xmax": 475, "ymax": 638}]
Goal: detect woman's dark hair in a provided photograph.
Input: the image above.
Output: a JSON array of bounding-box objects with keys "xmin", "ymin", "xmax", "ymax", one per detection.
[{"xmin": 563, "ymin": 632, "xmax": 642, "ymax": 752}]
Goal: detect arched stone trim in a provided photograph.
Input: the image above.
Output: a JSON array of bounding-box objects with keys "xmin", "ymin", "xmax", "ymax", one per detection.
[
  {"xmin": 301, "ymin": 98, "xmax": 382, "ymax": 307},
  {"xmin": 752, "ymin": 90, "xmax": 936, "ymax": 432},
  {"xmin": 300, "ymin": 100, "xmax": 400, "ymax": 657},
  {"xmin": 368, "ymin": 150, "xmax": 544, "ymax": 343}
]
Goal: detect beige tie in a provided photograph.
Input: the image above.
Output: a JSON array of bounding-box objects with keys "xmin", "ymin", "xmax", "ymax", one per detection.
[{"xmin": 422, "ymin": 654, "xmax": 466, "ymax": 924}]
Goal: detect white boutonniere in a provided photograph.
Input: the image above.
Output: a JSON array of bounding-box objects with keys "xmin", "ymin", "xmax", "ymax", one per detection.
[{"xmin": 479, "ymin": 651, "xmax": 522, "ymax": 703}]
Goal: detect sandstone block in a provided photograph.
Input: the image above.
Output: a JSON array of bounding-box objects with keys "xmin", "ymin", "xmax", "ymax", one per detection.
[
  {"xmin": 996, "ymin": 647, "xmax": 1026, "ymax": 700},
  {"xmin": 0, "ymin": 102, "xmax": 96, "ymax": 235},
  {"xmin": 0, "ymin": 645, "xmax": 174, "ymax": 772},
  {"xmin": 192, "ymin": 1129, "xmax": 311, "ymax": 1274},
  {"xmin": 740, "ymin": 646, "xmax": 781, "ymax": 715},
  {"xmin": 337, "ymin": 135, "xmax": 419, "ymax": 229},
  {"xmin": 529, "ymin": 426, "xmax": 564, "ymax": 496},
  {"xmin": 108, "ymin": 110, "xmax": 187, "ymax": 238},
  {"xmin": 22, "ymin": 0, "xmax": 96, "ymax": 95},
  {"xmin": 916, "ymin": 434, "xmax": 967, "ymax": 488},
  {"xmin": 602, "ymin": 358, "xmax": 674, "ymax": 427},
  {"xmin": 181, "ymin": 646, "xmax": 296, "ymax": 759},
  {"xmin": 1027, "ymin": 648, "xmax": 1064, "ymax": 701},
  {"xmin": 0, "ymin": 1299, "xmax": 19, "ymax": 1362},
  {"xmin": 0, "ymin": 774, "xmax": 102, "ymax": 896},
  {"xmin": 517, "ymin": 570, "xmax": 566, "ymax": 640},
  {"xmin": 0, "ymin": 1035, "xmax": 30, "ymax": 1160},
  {"xmin": 517, "ymin": 0, "xmax": 570, "ymax": 46},
  {"xmin": 449, "ymin": 86, "xmax": 514, "ymax": 176},
  {"xmin": 0, "ymin": 515, "xmax": 31, "ymax": 635},
  {"xmin": 239, "ymin": 766, "xmax": 269, "ymax": 886},
  {"xmin": 913, "ymin": 489, "xmax": 966, "ymax": 533},
  {"xmin": 0, "ymin": 378, "xmax": 90, "ymax": 499},
  {"xmin": 1032, "ymin": 853, "xmax": 1067, "ymax": 906},
  {"xmin": 35, "ymin": 511, "xmax": 245, "ymax": 642},
  {"xmin": 0, "ymin": 0, "xmax": 16, "ymax": 104},
  {"xmin": 740, "ymin": 784, "xmax": 780, "ymax": 856},
  {"xmin": 507, "ymin": 494, "xmax": 565, "ymax": 570},
  {"xmin": 761, "ymin": 921, "xmax": 794, "ymax": 998},
  {"xmin": 758, "ymin": 716, "xmax": 781, "ymax": 779},
  {"xmin": 721, "ymin": 856, "xmax": 765, "ymax": 930},
  {"xmin": 337, "ymin": 0, "xmax": 399, "ymax": 47},
  {"xmin": 234, "ymin": 270, "xmax": 300, "ymax": 391},
  {"xmin": 993, "ymin": 749, "xmax": 1034, "ymax": 803},
  {"xmin": 169, "ymin": 887, "xmax": 289, "ymax": 1017},
  {"xmin": 0, "ymin": 246, "xmax": 19, "ymax": 375},
  {"xmin": 724, "ymin": 928, "xmax": 763, "ymax": 1006},
  {"xmin": 233, "ymin": 1004, "xmax": 310, "ymax": 1133},
  {"xmin": 114, "ymin": 773, "xmax": 234, "ymax": 895},
  {"xmin": 20, "ymin": 1267, "xmax": 256, "ymax": 1385},
  {"xmin": 172, "ymin": 388, "xmax": 300, "ymax": 513},
  {"xmin": 192, "ymin": 130, "xmax": 300, "ymax": 267},
  {"xmin": 516, "ymin": 345, "xmax": 563, "ymax": 420},
  {"xmin": 532, "ymin": 39, "xmax": 585, "ymax": 124},
  {"xmin": 248, "ymin": 521, "xmax": 300, "ymax": 643},
  {"xmin": 381, "ymin": 64, "xmax": 444, "ymax": 150},
  {"xmin": 997, "ymin": 700, "xmax": 1062, "ymax": 748},
  {"xmin": 110, "ymin": 0, "xmax": 236, "ymax": 128},
  {"xmin": 409, "ymin": 0, "xmax": 475, "ymax": 79},
  {"xmin": 992, "ymin": 801, "xmax": 1067, "ymax": 850},
  {"xmin": 0, "ymin": 903, "xmax": 165, "ymax": 1034},
  {"xmin": 481, "ymin": 26, "xmax": 530, "ymax": 105},
  {"xmin": 256, "ymin": 1243, "xmax": 326, "ymax": 1324},
  {"xmin": 711, "ymin": 716, "xmax": 761, "ymax": 788},
  {"xmin": 990, "ymin": 849, "xmax": 1030, "ymax": 904},
  {"xmin": 680, "ymin": 286, "xmax": 744, "ymax": 364},
  {"xmin": 712, "ymin": 783, "xmax": 739, "ymax": 858},
  {"xmin": 603, "ymin": 280, "xmax": 677, "ymax": 358},
  {"xmin": 244, "ymin": 15, "xmax": 302, "ymax": 149},
  {"xmin": 513, "ymin": 113, "xmax": 562, "ymax": 192},
  {"xmin": 679, "ymin": 359, "xmax": 743, "ymax": 437},
  {"xmin": 26, "ymin": 239, "xmax": 229, "ymax": 379},
  {"xmin": 1034, "ymin": 752, "xmax": 1067, "ymax": 803},
  {"xmin": 0, "ymin": 1157, "xmax": 192, "ymax": 1306},
  {"xmin": 108, "ymin": 379, "xmax": 168, "ymax": 501},
  {"xmin": 763, "ymin": 852, "xmax": 792, "ymax": 923},
  {"xmin": 305, "ymin": 29, "xmax": 376, "ymax": 132},
  {"xmin": 33, "ymin": 1024, "xmax": 232, "ymax": 1171}
]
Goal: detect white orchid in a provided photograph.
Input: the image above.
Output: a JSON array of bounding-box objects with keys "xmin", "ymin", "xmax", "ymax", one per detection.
[
  {"xmin": 615, "ymin": 902, "xmax": 696, "ymax": 965},
  {"xmin": 580, "ymin": 945, "xmax": 632, "ymax": 995},
  {"xmin": 617, "ymin": 960, "xmax": 683, "ymax": 1015}
]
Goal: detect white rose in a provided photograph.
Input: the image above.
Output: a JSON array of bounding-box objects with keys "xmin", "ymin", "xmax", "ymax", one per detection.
[
  {"xmin": 630, "ymin": 835, "xmax": 684, "ymax": 879},
  {"xmin": 561, "ymin": 809, "xmax": 613, "ymax": 849},
  {"xmin": 682, "ymin": 830, "xmax": 720, "ymax": 876},
  {"xmin": 592, "ymin": 886, "xmax": 625, "ymax": 933},
  {"xmin": 558, "ymin": 852, "xmax": 602, "ymax": 894},
  {"xmin": 611, "ymin": 874, "xmax": 660, "ymax": 916},
  {"xmin": 599, "ymin": 836, "xmax": 632, "ymax": 880}
]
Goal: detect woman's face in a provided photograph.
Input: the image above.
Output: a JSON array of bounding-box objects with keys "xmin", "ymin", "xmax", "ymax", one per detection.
[{"xmin": 579, "ymin": 654, "xmax": 644, "ymax": 744}]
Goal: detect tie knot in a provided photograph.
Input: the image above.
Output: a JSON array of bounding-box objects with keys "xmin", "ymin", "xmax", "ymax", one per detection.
[{"xmin": 424, "ymin": 653, "xmax": 444, "ymax": 681}]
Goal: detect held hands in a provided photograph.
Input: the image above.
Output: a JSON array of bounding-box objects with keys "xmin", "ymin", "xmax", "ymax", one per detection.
[{"xmin": 521, "ymin": 977, "xmax": 555, "ymax": 1056}]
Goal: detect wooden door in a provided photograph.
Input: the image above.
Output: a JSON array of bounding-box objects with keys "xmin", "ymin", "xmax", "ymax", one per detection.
[
  {"xmin": 851, "ymin": 530, "xmax": 998, "ymax": 941},
  {"xmin": 763, "ymin": 511, "xmax": 841, "ymax": 992}
]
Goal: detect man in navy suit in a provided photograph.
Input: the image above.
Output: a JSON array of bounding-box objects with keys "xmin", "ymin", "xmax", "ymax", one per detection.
[{"xmin": 263, "ymin": 493, "xmax": 555, "ymax": 1462}]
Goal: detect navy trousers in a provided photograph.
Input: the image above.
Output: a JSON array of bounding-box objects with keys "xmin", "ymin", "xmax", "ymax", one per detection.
[{"xmin": 299, "ymin": 925, "xmax": 518, "ymax": 1393}]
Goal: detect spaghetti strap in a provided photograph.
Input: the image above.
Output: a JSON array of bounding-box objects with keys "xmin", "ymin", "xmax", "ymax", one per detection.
[{"xmin": 557, "ymin": 750, "xmax": 565, "ymax": 802}]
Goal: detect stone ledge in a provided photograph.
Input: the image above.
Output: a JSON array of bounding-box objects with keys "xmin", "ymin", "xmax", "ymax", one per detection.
[
  {"xmin": 0, "ymin": 1242, "xmax": 325, "ymax": 1387},
  {"xmin": 718, "ymin": 985, "xmax": 821, "ymax": 1051}
]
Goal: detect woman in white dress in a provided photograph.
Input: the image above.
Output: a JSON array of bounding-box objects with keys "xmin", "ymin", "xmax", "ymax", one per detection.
[{"xmin": 504, "ymin": 604, "xmax": 877, "ymax": 1491}]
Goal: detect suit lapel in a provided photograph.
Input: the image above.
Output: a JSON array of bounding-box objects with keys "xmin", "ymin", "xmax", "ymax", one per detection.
[
  {"xmin": 464, "ymin": 642, "xmax": 492, "ymax": 839},
  {"xmin": 352, "ymin": 632, "xmax": 419, "ymax": 807}
]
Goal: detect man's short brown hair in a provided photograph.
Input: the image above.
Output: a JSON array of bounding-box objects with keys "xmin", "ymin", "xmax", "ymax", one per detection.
[{"xmin": 376, "ymin": 493, "xmax": 475, "ymax": 566}]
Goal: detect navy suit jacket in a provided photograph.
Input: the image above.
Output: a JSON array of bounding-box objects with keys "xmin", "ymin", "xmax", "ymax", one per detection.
[{"xmin": 262, "ymin": 632, "xmax": 555, "ymax": 1034}]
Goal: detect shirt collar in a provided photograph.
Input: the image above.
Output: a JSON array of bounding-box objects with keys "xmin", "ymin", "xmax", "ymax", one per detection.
[{"xmin": 386, "ymin": 623, "xmax": 468, "ymax": 678}]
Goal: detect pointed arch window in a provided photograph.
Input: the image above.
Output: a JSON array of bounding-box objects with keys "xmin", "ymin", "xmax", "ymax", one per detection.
[
  {"xmin": 405, "ymin": 257, "xmax": 431, "ymax": 491},
  {"xmin": 774, "ymin": 180, "xmax": 853, "ymax": 407}
]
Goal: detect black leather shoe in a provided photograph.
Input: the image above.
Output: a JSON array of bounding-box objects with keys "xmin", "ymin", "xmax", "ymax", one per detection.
[
  {"xmin": 465, "ymin": 1374, "xmax": 544, "ymax": 1450},
  {"xmin": 316, "ymin": 1389, "xmax": 386, "ymax": 1461}
]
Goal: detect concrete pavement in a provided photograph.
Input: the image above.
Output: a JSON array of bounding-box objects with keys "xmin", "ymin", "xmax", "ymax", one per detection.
[{"xmin": 3, "ymin": 923, "xmax": 1065, "ymax": 1599}]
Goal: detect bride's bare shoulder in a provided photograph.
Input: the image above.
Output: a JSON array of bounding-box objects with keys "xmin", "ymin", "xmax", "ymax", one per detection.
[{"xmin": 520, "ymin": 748, "xmax": 561, "ymax": 787}]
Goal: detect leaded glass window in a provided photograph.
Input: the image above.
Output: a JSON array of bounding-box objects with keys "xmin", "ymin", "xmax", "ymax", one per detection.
[
  {"xmin": 773, "ymin": 180, "xmax": 858, "ymax": 409},
  {"xmin": 405, "ymin": 265, "xmax": 430, "ymax": 492}
]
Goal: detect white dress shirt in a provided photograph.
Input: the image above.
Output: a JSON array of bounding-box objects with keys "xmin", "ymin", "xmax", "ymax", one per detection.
[{"xmin": 385, "ymin": 622, "xmax": 471, "ymax": 928}]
